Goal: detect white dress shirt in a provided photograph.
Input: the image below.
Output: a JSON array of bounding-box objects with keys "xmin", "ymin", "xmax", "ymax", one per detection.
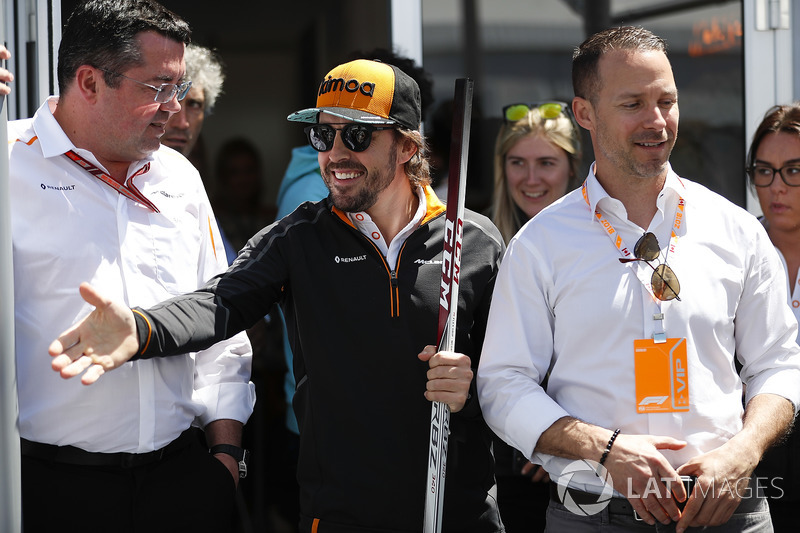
[
  {"xmin": 10, "ymin": 97, "xmax": 255, "ymax": 453},
  {"xmin": 477, "ymin": 164, "xmax": 800, "ymax": 491},
  {"xmin": 775, "ymin": 246, "xmax": 800, "ymax": 342}
]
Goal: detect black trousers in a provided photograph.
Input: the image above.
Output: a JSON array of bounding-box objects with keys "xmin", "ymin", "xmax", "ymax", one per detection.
[{"xmin": 21, "ymin": 429, "xmax": 236, "ymax": 533}]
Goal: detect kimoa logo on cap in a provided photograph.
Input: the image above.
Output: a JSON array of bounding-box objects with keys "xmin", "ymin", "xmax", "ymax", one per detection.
[{"xmin": 318, "ymin": 76, "xmax": 375, "ymax": 98}]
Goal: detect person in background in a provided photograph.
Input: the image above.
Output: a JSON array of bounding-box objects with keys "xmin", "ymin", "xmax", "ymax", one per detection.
[
  {"xmin": 747, "ymin": 102, "xmax": 800, "ymax": 533},
  {"xmin": 213, "ymin": 137, "xmax": 273, "ymax": 254},
  {"xmin": 161, "ymin": 43, "xmax": 223, "ymax": 170},
  {"xmin": 489, "ymin": 100, "xmax": 582, "ymax": 532},
  {"xmin": 159, "ymin": 42, "xmax": 236, "ymax": 263},
  {"xmin": 491, "ymin": 101, "xmax": 582, "ymax": 241},
  {"xmin": 478, "ymin": 26, "xmax": 800, "ymax": 532},
  {"xmin": 10, "ymin": 2, "xmax": 254, "ymax": 531}
]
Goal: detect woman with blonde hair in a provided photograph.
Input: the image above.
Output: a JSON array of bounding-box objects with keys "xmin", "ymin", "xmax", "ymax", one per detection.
[{"xmin": 491, "ymin": 101, "xmax": 582, "ymax": 242}]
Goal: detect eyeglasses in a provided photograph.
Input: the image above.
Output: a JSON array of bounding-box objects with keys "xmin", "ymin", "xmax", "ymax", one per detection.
[
  {"xmin": 746, "ymin": 164, "xmax": 800, "ymax": 187},
  {"xmin": 619, "ymin": 232, "xmax": 681, "ymax": 301},
  {"xmin": 503, "ymin": 101, "xmax": 571, "ymax": 123},
  {"xmin": 97, "ymin": 67, "xmax": 192, "ymax": 104},
  {"xmin": 304, "ymin": 123, "xmax": 396, "ymax": 153}
]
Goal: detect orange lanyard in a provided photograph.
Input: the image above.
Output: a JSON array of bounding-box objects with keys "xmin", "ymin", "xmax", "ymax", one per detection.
[
  {"xmin": 581, "ymin": 181, "xmax": 684, "ymax": 263},
  {"xmin": 64, "ymin": 150, "xmax": 160, "ymax": 213},
  {"xmin": 582, "ymin": 180, "xmax": 684, "ymax": 340}
]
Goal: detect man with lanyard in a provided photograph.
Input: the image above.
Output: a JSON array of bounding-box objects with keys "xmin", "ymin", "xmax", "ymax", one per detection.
[
  {"xmin": 477, "ymin": 26, "xmax": 800, "ymax": 533},
  {"xmin": 47, "ymin": 58, "xmax": 505, "ymax": 532},
  {"xmin": 9, "ymin": 1, "xmax": 254, "ymax": 531}
]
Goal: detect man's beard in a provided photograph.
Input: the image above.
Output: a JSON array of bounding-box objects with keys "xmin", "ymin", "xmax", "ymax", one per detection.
[
  {"xmin": 597, "ymin": 130, "xmax": 674, "ymax": 181},
  {"xmin": 323, "ymin": 142, "xmax": 399, "ymax": 213}
]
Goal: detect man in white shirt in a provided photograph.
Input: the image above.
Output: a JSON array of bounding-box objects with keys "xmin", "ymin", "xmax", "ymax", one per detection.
[
  {"xmin": 9, "ymin": 1, "xmax": 254, "ymax": 532},
  {"xmin": 477, "ymin": 26, "xmax": 800, "ymax": 533}
]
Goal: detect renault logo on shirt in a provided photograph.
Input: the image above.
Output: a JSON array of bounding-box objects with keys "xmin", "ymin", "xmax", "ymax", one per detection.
[
  {"xmin": 157, "ymin": 190, "xmax": 185, "ymax": 199},
  {"xmin": 335, "ymin": 254, "xmax": 367, "ymax": 264},
  {"xmin": 40, "ymin": 183, "xmax": 76, "ymax": 191}
]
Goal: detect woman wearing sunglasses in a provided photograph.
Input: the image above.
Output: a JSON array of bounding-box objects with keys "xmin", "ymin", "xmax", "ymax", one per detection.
[
  {"xmin": 490, "ymin": 102, "xmax": 583, "ymax": 243},
  {"xmin": 488, "ymin": 101, "xmax": 582, "ymax": 533},
  {"xmin": 747, "ymin": 103, "xmax": 800, "ymax": 533}
]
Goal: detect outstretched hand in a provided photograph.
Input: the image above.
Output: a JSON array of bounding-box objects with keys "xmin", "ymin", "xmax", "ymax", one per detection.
[{"xmin": 48, "ymin": 282, "xmax": 140, "ymax": 385}]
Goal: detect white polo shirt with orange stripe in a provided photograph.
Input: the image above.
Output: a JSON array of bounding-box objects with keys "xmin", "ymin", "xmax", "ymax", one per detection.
[{"xmin": 9, "ymin": 97, "xmax": 255, "ymax": 453}]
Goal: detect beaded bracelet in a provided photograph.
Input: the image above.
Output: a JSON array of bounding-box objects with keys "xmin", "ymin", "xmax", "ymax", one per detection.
[{"xmin": 599, "ymin": 428, "xmax": 621, "ymax": 466}]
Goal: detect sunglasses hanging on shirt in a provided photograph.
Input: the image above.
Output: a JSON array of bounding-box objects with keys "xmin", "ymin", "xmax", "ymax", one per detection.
[{"xmin": 619, "ymin": 232, "xmax": 681, "ymax": 302}]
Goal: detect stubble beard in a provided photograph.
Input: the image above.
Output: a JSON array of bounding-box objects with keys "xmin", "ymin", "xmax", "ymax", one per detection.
[
  {"xmin": 322, "ymin": 143, "xmax": 399, "ymax": 213},
  {"xmin": 598, "ymin": 129, "xmax": 674, "ymax": 181}
]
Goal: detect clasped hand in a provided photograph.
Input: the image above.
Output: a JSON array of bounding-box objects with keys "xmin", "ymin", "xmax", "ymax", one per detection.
[
  {"xmin": 418, "ymin": 345, "xmax": 473, "ymax": 413},
  {"xmin": 604, "ymin": 433, "xmax": 755, "ymax": 533}
]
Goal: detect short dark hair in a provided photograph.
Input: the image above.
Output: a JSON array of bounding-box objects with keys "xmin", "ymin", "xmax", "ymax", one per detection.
[
  {"xmin": 572, "ymin": 26, "xmax": 667, "ymax": 103},
  {"xmin": 746, "ymin": 103, "xmax": 800, "ymax": 182},
  {"xmin": 57, "ymin": 0, "xmax": 191, "ymax": 93}
]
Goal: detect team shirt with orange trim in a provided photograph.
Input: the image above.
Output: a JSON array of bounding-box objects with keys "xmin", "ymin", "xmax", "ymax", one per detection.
[
  {"xmin": 9, "ymin": 96, "xmax": 255, "ymax": 453},
  {"xmin": 128, "ymin": 187, "xmax": 505, "ymax": 532}
]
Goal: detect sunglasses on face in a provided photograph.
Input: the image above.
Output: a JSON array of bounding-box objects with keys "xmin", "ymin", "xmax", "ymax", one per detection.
[
  {"xmin": 503, "ymin": 101, "xmax": 571, "ymax": 123},
  {"xmin": 619, "ymin": 232, "xmax": 681, "ymax": 301},
  {"xmin": 304, "ymin": 123, "xmax": 396, "ymax": 153}
]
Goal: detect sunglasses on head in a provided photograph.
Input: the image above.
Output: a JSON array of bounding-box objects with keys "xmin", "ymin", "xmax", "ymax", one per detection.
[
  {"xmin": 619, "ymin": 232, "xmax": 681, "ymax": 301},
  {"xmin": 503, "ymin": 101, "xmax": 571, "ymax": 123},
  {"xmin": 304, "ymin": 123, "xmax": 396, "ymax": 153}
]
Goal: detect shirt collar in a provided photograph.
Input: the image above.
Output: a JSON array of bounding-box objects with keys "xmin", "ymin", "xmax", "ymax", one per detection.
[
  {"xmin": 33, "ymin": 97, "xmax": 77, "ymax": 159},
  {"xmin": 347, "ymin": 185, "xmax": 427, "ymax": 232},
  {"xmin": 582, "ymin": 161, "xmax": 686, "ymax": 221}
]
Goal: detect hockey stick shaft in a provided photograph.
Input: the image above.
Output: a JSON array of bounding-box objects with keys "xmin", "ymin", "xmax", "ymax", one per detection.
[{"xmin": 423, "ymin": 77, "xmax": 474, "ymax": 533}]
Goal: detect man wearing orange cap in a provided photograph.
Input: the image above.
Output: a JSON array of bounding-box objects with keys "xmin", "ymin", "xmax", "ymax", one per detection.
[{"xmin": 49, "ymin": 59, "xmax": 505, "ymax": 533}]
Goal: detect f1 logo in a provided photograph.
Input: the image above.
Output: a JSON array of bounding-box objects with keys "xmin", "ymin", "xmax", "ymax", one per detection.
[{"xmin": 638, "ymin": 396, "xmax": 669, "ymax": 407}]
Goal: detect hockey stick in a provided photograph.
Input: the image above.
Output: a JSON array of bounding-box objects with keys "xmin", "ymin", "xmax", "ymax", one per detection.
[{"xmin": 423, "ymin": 77, "xmax": 474, "ymax": 533}]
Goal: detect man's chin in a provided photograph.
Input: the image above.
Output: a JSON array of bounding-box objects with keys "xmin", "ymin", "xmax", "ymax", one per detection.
[{"xmin": 330, "ymin": 191, "xmax": 376, "ymax": 214}]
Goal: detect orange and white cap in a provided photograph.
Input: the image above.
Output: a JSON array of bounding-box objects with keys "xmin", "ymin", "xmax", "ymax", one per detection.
[{"xmin": 287, "ymin": 59, "xmax": 421, "ymax": 131}]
